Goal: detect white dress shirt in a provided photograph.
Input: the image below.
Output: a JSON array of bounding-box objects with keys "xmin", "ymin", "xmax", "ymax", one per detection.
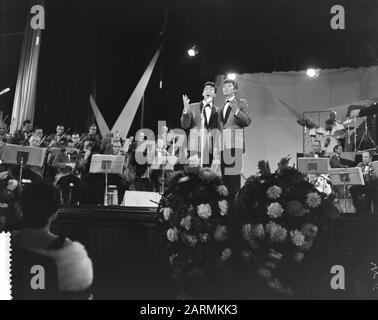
[
  {"xmin": 223, "ymin": 95, "xmax": 236, "ymax": 119},
  {"xmin": 203, "ymin": 101, "xmax": 212, "ymax": 125}
]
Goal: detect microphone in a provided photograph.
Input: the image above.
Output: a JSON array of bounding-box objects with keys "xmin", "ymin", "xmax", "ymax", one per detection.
[{"xmin": 0, "ymin": 88, "xmax": 10, "ymax": 96}]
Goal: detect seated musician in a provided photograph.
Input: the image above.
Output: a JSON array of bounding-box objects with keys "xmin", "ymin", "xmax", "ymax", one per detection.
[
  {"xmin": 94, "ymin": 140, "xmax": 131, "ymax": 205},
  {"xmin": 0, "ymin": 121, "xmax": 11, "ymax": 144},
  {"xmin": 13, "ymin": 119, "xmax": 33, "ymax": 146},
  {"xmin": 51, "ymin": 146, "xmax": 85, "ymax": 205},
  {"xmin": 329, "ymin": 145, "xmax": 348, "ymax": 168},
  {"xmin": 350, "ymin": 151, "xmax": 378, "ymax": 214},
  {"xmin": 357, "ymin": 151, "xmax": 374, "ymax": 178},
  {"xmin": 305, "ymin": 140, "xmax": 326, "ymax": 158},
  {"xmin": 12, "ymin": 135, "xmax": 46, "ymax": 183},
  {"xmin": 47, "ymin": 125, "xmax": 70, "ymax": 148},
  {"xmin": 67, "ymin": 132, "xmax": 82, "ymax": 149},
  {"xmin": 304, "ymin": 140, "xmax": 328, "ymax": 185},
  {"xmin": 80, "ymin": 124, "xmax": 102, "ymax": 153},
  {"xmin": 33, "ymin": 127, "xmax": 49, "ymax": 148}
]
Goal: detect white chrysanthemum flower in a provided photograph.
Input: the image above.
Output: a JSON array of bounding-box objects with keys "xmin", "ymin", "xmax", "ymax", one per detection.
[
  {"xmin": 290, "ymin": 230, "xmax": 306, "ymax": 247},
  {"xmin": 180, "ymin": 216, "xmax": 192, "ymax": 231},
  {"xmin": 266, "ymin": 221, "xmax": 287, "ymax": 242},
  {"xmin": 306, "ymin": 192, "xmax": 322, "ymax": 208},
  {"xmin": 267, "ymin": 202, "xmax": 284, "ymax": 219},
  {"xmin": 266, "ymin": 185, "xmax": 282, "ymax": 200},
  {"xmin": 252, "ymin": 224, "xmax": 265, "ymax": 239},
  {"xmin": 6, "ymin": 179, "xmax": 18, "ymax": 191},
  {"xmin": 167, "ymin": 227, "xmax": 179, "ymax": 242},
  {"xmin": 197, "ymin": 204, "xmax": 212, "ymax": 219},
  {"xmin": 162, "ymin": 207, "xmax": 172, "ymax": 221}
]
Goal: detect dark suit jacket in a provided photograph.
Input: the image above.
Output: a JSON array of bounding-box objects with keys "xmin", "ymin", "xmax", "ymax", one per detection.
[
  {"xmin": 181, "ymin": 102, "xmax": 220, "ymax": 154},
  {"xmin": 219, "ymin": 97, "xmax": 251, "ymax": 152},
  {"xmin": 329, "ymin": 154, "xmax": 347, "ymax": 168}
]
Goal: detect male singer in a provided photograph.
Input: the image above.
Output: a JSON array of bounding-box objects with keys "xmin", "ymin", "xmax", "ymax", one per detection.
[
  {"xmin": 219, "ymin": 79, "xmax": 251, "ymax": 198},
  {"xmin": 181, "ymin": 81, "xmax": 220, "ymax": 167}
]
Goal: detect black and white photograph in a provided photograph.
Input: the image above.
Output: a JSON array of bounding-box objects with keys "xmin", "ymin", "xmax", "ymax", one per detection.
[{"xmin": 1, "ymin": 0, "xmax": 378, "ymax": 302}]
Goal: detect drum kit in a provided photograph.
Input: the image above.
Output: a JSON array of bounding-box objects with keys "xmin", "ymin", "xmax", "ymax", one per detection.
[{"xmin": 304, "ymin": 118, "xmax": 356, "ymax": 154}]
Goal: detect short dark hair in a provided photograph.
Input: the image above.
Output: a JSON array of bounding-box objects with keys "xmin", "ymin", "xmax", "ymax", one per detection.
[
  {"xmin": 22, "ymin": 119, "xmax": 32, "ymax": 126},
  {"xmin": 21, "ymin": 181, "xmax": 60, "ymax": 229},
  {"xmin": 224, "ymin": 79, "xmax": 238, "ymax": 90},
  {"xmin": 333, "ymin": 145, "xmax": 342, "ymax": 152},
  {"xmin": 71, "ymin": 132, "xmax": 80, "ymax": 136},
  {"xmin": 204, "ymin": 81, "xmax": 217, "ymax": 93},
  {"xmin": 33, "ymin": 126, "xmax": 43, "ymax": 132}
]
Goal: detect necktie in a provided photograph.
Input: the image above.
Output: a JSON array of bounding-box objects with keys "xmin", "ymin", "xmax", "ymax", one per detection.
[
  {"xmin": 223, "ymin": 100, "xmax": 230, "ymax": 119},
  {"xmin": 204, "ymin": 104, "xmax": 211, "ymax": 125}
]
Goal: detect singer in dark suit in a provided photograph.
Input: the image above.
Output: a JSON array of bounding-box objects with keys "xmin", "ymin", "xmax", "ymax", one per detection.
[
  {"xmin": 181, "ymin": 81, "xmax": 221, "ymax": 167},
  {"xmin": 219, "ymin": 79, "xmax": 251, "ymax": 198}
]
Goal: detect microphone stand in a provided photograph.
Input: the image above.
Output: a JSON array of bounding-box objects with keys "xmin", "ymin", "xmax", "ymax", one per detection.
[{"xmin": 200, "ymin": 111, "xmax": 205, "ymax": 169}]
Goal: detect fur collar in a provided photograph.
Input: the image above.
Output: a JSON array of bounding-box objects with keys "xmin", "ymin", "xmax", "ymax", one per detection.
[{"xmin": 34, "ymin": 241, "xmax": 93, "ymax": 292}]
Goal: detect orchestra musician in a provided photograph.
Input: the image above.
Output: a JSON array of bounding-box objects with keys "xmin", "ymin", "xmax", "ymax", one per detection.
[
  {"xmin": 357, "ymin": 151, "xmax": 375, "ymax": 179},
  {"xmin": 11, "ymin": 135, "xmax": 46, "ymax": 183},
  {"xmin": 81, "ymin": 124, "xmax": 102, "ymax": 153},
  {"xmin": 33, "ymin": 127, "xmax": 49, "ymax": 148},
  {"xmin": 67, "ymin": 132, "xmax": 82, "ymax": 149},
  {"xmin": 0, "ymin": 122, "xmax": 11, "ymax": 144},
  {"xmin": 47, "ymin": 125, "xmax": 70, "ymax": 148},
  {"xmin": 350, "ymin": 151, "xmax": 378, "ymax": 213},
  {"xmin": 329, "ymin": 145, "xmax": 348, "ymax": 169},
  {"xmin": 13, "ymin": 119, "xmax": 33, "ymax": 146},
  {"xmin": 51, "ymin": 145, "xmax": 85, "ymax": 205},
  {"xmin": 305, "ymin": 140, "xmax": 326, "ymax": 158},
  {"xmin": 95, "ymin": 140, "xmax": 132, "ymax": 205}
]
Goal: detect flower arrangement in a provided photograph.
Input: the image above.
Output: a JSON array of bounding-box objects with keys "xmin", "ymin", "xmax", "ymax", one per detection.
[
  {"xmin": 0, "ymin": 170, "xmax": 22, "ymax": 232},
  {"xmin": 234, "ymin": 163, "xmax": 339, "ymax": 297},
  {"xmin": 158, "ymin": 166, "xmax": 234, "ymax": 298}
]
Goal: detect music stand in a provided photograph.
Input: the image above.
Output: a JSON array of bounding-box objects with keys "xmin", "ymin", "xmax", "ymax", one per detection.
[
  {"xmin": 298, "ymin": 158, "xmax": 329, "ymax": 175},
  {"xmin": 329, "ymin": 167, "xmax": 364, "ymax": 212},
  {"xmin": 372, "ymin": 161, "xmax": 378, "ymax": 179},
  {"xmin": 150, "ymin": 155, "xmax": 178, "ymax": 193},
  {"xmin": 89, "ymin": 154, "xmax": 125, "ymax": 206},
  {"xmin": 1, "ymin": 144, "xmax": 46, "ymax": 184}
]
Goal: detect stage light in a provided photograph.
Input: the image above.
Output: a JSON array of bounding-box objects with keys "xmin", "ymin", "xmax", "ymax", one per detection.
[
  {"xmin": 187, "ymin": 45, "xmax": 199, "ymax": 57},
  {"xmin": 227, "ymin": 73, "xmax": 237, "ymax": 80},
  {"xmin": 306, "ymin": 68, "xmax": 320, "ymax": 78}
]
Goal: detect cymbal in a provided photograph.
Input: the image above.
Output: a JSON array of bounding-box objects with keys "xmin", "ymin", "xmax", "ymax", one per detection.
[
  {"xmin": 343, "ymin": 119, "xmax": 354, "ymax": 125},
  {"xmin": 297, "ymin": 118, "xmax": 318, "ymax": 129}
]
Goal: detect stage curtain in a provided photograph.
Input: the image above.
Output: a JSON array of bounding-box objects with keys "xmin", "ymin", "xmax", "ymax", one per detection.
[
  {"xmin": 215, "ymin": 66, "xmax": 378, "ymax": 180},
  {"xmin": 10, "ymin": 7, "xmax": 43, "ymax": 133}
]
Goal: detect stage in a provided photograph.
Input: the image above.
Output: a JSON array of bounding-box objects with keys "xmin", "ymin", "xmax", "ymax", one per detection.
[
  {"xmin": 52, "ymin": 205, "xmax": 172, "ymax": 299},
  {"xmin": 52, "ymin": 205, "xmax": 378, "ymax": 299}
]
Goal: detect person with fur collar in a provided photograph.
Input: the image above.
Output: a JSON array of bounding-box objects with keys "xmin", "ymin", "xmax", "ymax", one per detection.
[{"xmin": 12, "ymin": 181, "xmax": 93, "ymax": 299}]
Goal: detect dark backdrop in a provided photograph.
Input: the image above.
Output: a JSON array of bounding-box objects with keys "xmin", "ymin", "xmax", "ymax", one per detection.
[{"xmin": 1, "ymin": 0, "xmax": 378, "ymax": 136}]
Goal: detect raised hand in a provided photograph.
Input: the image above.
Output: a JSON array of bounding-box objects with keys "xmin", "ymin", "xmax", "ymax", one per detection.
[{"xmin": 182, "ymin": 94, "xmax": 190, "ymax": 113}]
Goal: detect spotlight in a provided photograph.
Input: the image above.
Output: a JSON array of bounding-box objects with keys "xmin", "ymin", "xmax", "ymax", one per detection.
[
  {"xmin": 306, "ymin": 68, "xmax": 320, "ymax": 78},
  {"xmin": 227, "ymin": 73, "xmax": 237, "ymax": 80},
  {"xmin": 187, "ymin": 45, "xmax": 199, "ymax": 57}
]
